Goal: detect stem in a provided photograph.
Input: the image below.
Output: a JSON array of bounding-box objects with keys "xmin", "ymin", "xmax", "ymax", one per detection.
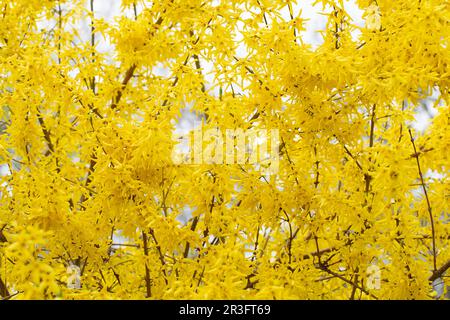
[
  {"xmin": 429, "ymin": 260, "xmax": 450, "ymax": 282},
  {"xmin": 57, "ymin": 1, "xmax": 62, "ymax": 64},
  {"xmin": 408, "ymin": 129, "xmax": 437, "ymax": 272},
  {"xmin": 251, "ymin": 225, "xmax": 260, "ymax": 263},
  {"xmin": 148, "ymin": 229, "xmax": 168, "ymax": 285},
  {"xmin": 183, "ymin": 216, "xmax": 199, "ymax": 258},
  {"xmin": 318, "ymin": 265, "xmax": 378, "ymax": 299},
  {"xmin": 133, "ymin": 2, "xmax": 138, "ymax": 20},
  {"xmin": 0, "ymin": 274, "xmax": 9, "ymax": 298},
  {"xmin": 281, "ymin": 209, "xmax": 293, "ymax": 265},
  {"xmin": 350, "ymin": 271, "xmax": 359, "ymax": 300},
  {"xmin": 111, "ymin": 64, "xmax": 136, "ymax": 110},
  {"xmin": 287, "ymin": 2, "xmax": 297, "ymax": 42},
  {"xmin": 142, "ymin": 231, "xmax": 152, "ymax": 298},
  {"xmin": 90, "ymin": 0, "xmax": 95, "ymax": 92}
]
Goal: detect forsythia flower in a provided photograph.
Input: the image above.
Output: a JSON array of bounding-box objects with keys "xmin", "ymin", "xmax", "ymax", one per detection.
[{"xmin": 0, "ymin": 0, "xmax": 448, "ymax": 300}]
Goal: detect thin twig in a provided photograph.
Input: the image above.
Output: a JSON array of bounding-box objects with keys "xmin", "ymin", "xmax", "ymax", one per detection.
[
  {"xmin": 408, "ymin": 128, "xmax": 437, "ymax": 272},
  {"xmin": 318, "ymin": 265, "xmax": 378, "ymax": 299},
  {"xmin": 142, "ymin": 231, "xmax": 152, "ymax": 298},
  {"xmin": 148, "ymin": 229, "xmax": 169, "ymax": 285},
  {"xmin": 0, "ymin": 275, "xmax": 10, "ymax": 298}
]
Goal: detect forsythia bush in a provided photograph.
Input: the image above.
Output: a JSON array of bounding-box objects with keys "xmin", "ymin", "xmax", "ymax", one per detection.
[{"xmin": 0, "ymin": 0, "xmax": 449, "ymax": 300}]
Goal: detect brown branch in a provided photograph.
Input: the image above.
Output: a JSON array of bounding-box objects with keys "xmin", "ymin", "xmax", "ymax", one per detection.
[
  {"xmin": 350, "ymin": 270, "xmax": 359, "ymax": 300},
  {"xmin": 0, "ymin": 275, "xmax": 9, "ymax": 298},
  {"xmin": 0, "ymin": 228, "xmax": 10, "ymax": 298},
  {"xmin": 318, "ymin": 265, "xmax": 378, "ymax": 299},
  {"xmin": 363, "ymin": 105, "xmax": 376, "ymax": 219},
  {"xmin": 333, "ymin": 6, "xmax": 340, "ymax": 49},
  {"xmin": 80, "ymin": 156, "xmax": 97, "ymax": 205},
  {"xmin": 110, "ymin": 64, "xmax": 137, "ymax": 110},
  {"xmin": 0, "ymin": 225, "xmax": 7, "ymax": 242},
  {"xmin": 142, "ymin": 231, "xmax": 152, "ymax": 298},
  {"xmin": 251, "ymin": 225, "xmax": 260, "ymax": 263},
  {"xmin": 287, "ymin": 2, "xmax": 297, "ymax": 41},
  {"xmin": 429, "ymin": 260, "xmax": 450, "ymax": 282},
  {"xmin": 59, "ymin": 72, "xmax": 103, "ymax": 119},
  {"xmin": 257, "ymin": 0, "xmax": 269, "ymax": 27},
  {"xmin": 63, "ymin": 177, "xmax": 97, "ymax": 194},
  {"xmin": 342, "ymin": 143, "xmax": 363, "ymax": 171},
  {"xmin": 110, "ymin": 9, "xmax": 168, "ymax": 110},
  {"xmin": 196, "ymin": 266, "xmax": 205, "ymax": 289},
  {"xmin": 90, "ymin": 0, "xmax": 96, "ymax": 93},
  {"xmin": 1, "ymin": 291, "xmax": 20, "ymax": 300},
  {"xmin": 301, "ymin": 247, "xmax": 334, "ymax": 260},
  {"xmin": 281, "ymin": 208, "xmax": 293, "ymax": 265},
  {"xmin": 183, "ymin": 216, "xmax": 199, "ymax": 258},
  {"xmin": 148, "ymin": 228, "xmax": 168, "ymax": 285},
  {"xmin": 280, "ymin": 136, "xmax": 300, "ymax": 186},
  {"xmin": 189, "ymin": 30, "xmax": 206, "ymax": 94},
  {"xmin": 158, "ymin": 26, "xmax": 209, "ymax": 109},
  {"xmin": 37, "ymin": 113, "xmax": 55, "ymax": 156},
  {"xmin": 408, "ymin": 128, "xmax": 437, "ymax": 272},
  {"xmin": 368, "ymin": 104, "xmax": 376, "ymax": 149}
]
